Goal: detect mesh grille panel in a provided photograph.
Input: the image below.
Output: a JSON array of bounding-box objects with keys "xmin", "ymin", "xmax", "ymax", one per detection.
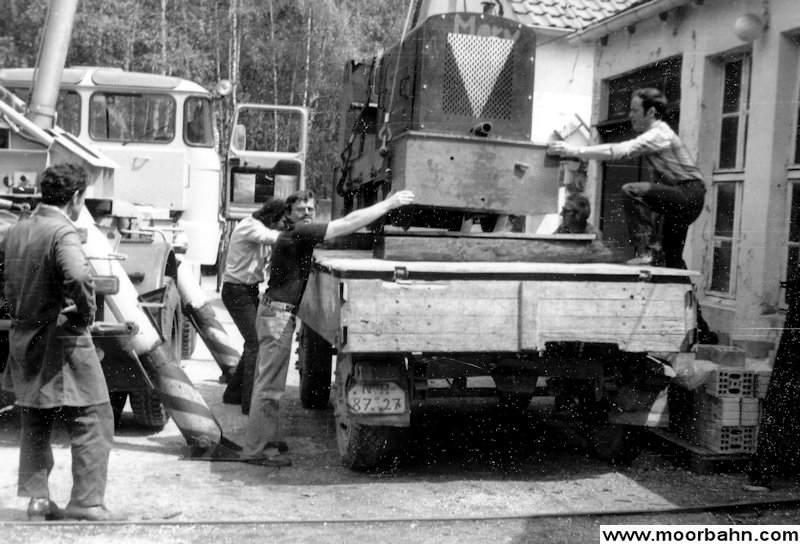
[{"xmin": 442, "ymin": 33, "xmax": 515, "ymax": 120}]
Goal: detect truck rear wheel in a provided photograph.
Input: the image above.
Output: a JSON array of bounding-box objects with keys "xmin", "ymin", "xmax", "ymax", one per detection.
[
  {"xmin": 334, "ymin": 355, "xmax": 402, "ymax": 470},
  {"xmin": 181, "ymin": 317, "xmax": 198, "ymax": 359},
  {"xmin": 297, "ymin": 323, "xmax": 333, "ymax": 409},
  {"xmin": 159, "ymin": 277, "xmax": 182, "ymax": 361},
  {"xmin": 129, "ymin": 388, "xmax": 170, "ymax": 429}
]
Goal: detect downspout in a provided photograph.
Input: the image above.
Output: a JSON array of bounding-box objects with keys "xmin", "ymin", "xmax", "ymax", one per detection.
[
  {"xmin": 567, "ymin": 0, "xmax": 693, "ymax": 45},
  {"xmin": 27, "ymin": 0, "xmax": 79, "ymax": 130}
]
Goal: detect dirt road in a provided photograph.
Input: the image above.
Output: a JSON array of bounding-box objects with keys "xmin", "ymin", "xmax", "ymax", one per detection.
[{"xmin": 1, "ymin": 277, "xmax": 799, "ymax": 543}]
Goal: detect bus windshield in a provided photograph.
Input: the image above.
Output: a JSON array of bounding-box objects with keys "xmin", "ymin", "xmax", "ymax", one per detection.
[{"xmin": 89, "ymin": 92, "xmax": 176, "ymax": 143}]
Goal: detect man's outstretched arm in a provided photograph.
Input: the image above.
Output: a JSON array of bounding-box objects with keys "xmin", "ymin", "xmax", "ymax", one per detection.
[{"xmin": 324, "ymin": 190, "xmax": 415, "ymax": 241}]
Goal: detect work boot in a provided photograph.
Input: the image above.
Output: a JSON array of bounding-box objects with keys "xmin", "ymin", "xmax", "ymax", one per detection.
[
  {"xmin": 63, "ymin": 503, "xmax": 127, "ymax": 521},
  {"xmin": 241, "ymin": 452, "xmax": 292, "ymax": 467},
  {"xmin": 27, "ymin": 498, "xmax": 63, "ymax": 521},
  {"xmin": 222, "ymin": 367, "xmax": 243, "ymax": 405}
]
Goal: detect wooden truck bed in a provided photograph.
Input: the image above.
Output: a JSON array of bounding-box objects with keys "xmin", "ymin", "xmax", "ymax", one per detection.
[{"xmin": 297, "ymin": 249, "xmax": 699, "ymax": 355}]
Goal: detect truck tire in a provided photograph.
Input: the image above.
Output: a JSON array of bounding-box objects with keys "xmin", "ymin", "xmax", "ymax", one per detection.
[
  {"xmin": 159, "ymin": 277, "xmax": 182, "ymax": 361},
  {"xmin": 337, "ymin": 419, "xmax": 402, "ymax": 471},
  {"xmin": 129, "ymin": 388, "xmax": 170, "ymax": 429},
  {"xmin": 297, "ymin": 323, "xmax": 333, "ymax": 409},
  {"xmin": 181, "ymin": 317, "xmax": 198, "ymax": 359},
  {"xmin": 586, "ymin": 423, "xmax": 642, "ymax": 465},
  {"xmin": 333, "ymin": 355, "xmax": 403, "ymax": 471}
]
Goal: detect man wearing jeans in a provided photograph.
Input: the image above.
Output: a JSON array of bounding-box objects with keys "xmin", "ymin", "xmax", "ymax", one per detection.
[
  {"xmin": 2, "ymin": 164, "xmax": 122, "ymax": 521},
  {"xmin": 243, "ymin": 188, "xmax": 415, "ymax": 466}
]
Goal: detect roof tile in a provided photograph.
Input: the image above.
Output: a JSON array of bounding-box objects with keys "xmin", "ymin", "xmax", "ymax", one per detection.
[{"xmin": 505, "ymin": 0, "xmax": 644, "ymax": 30}]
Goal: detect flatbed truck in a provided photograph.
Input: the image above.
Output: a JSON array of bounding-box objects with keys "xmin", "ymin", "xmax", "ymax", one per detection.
[{"xmin": 296, "ymin": 247, "xmax": 697, "ymax": 469}]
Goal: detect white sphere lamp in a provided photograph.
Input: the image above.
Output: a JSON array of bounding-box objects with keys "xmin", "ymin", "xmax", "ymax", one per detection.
[{"xmin": 734, "ymin": 13, "xmax": 766, "ymax": 42}]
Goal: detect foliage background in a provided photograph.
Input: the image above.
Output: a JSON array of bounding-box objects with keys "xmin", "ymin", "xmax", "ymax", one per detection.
[{"xmin": 0, "ymin": 0, "xmax": 409, "ymax": 196}]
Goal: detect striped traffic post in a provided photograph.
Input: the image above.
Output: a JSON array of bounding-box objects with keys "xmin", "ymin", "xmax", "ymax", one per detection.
[
  {"xmin": 176, "ymin": 262, "xmax": 240, "ymax": 380},
  {"xmin": 77, "ymin": 209, "xmax": 239, "ymax": 460}
]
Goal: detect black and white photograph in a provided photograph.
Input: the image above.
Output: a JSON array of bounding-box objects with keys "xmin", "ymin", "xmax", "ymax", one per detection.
[{"xmin": 1, "ymin": 1, "xmax": 799, "ymax": 542}]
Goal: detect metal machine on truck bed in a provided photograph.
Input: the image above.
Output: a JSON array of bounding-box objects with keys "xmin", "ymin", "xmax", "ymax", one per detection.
[{"xmin": 279, "ymin": 1, "xmax": 700, "ymax": 470}]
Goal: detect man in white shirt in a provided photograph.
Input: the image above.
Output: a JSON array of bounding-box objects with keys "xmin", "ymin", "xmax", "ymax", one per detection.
[{"xmin": 220, "ymin": 199, "xmax": 284, "ymax": 414}]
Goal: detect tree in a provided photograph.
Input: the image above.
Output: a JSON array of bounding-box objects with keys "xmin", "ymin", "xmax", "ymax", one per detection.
[{"xmin": 1, "ymin": 0, "xmax": 410, "ymax": 196}]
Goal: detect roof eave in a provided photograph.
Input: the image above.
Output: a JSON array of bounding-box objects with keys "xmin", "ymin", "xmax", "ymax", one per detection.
[{"xmin": 566, "ymin": 0, "xmax": 695, "ymax": 45}]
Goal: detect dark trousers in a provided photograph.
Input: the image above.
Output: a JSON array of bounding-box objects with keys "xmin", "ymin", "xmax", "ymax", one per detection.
[
  {"xmin": 624, "ymin": 179, "xmax": 712, "ymax": 335},
  {"xmin": 221, "ymin": 282, "xmax": 260, "ymax": 414},
  {"xmin": 623, "ymin": 179, "xmax": 705, "ymax": 269},
  {"xmin": 19, "ymin": 403, "xmax": 114, "ymax": 506}
]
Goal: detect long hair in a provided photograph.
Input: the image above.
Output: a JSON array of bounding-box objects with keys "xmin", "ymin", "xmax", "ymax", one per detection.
[{"xmin": 252, "ymin": 198, "xmax": 285, "ymax": 228}]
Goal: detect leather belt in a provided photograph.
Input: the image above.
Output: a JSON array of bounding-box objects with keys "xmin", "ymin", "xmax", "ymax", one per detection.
[{"xmin": 262, "ymin": 296, "xmax": 296, "ymax": 314}]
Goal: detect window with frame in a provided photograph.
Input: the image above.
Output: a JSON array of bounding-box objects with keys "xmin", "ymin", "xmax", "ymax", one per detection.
[
  {"xmin": 184, "ymin": 96, "xmax": 214, "ymax": 147},
  {"xmin": 7, "ymin": 87, "xmax": 81, "ymax": 136},
  {"xmin": 785, "ymin": 72, "xmax": 800, "ymax": 306},
  {"xmin": 708, "ymin": 53, "xmax": 751, "ymax": 296},
  {"xmin": 89, "ymin": 92, "xmax": 175, "ymax": 143}
]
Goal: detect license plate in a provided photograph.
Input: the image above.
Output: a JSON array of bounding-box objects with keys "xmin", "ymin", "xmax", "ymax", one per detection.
[{"xmin": 346, "ymin": 382, "xmax": 406, "ymax": 414}]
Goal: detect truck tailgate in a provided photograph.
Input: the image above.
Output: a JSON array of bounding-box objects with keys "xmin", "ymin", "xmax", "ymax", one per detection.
[{"xmin": 298, "ymin": 249, "xmax": 699, "ymax": 354}]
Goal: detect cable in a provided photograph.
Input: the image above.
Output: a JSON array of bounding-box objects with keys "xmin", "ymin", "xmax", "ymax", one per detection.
[
  {"xmin": 3, "ymin": 497, "xmax": 800, "ymax": 527},
  {"xmin": 378, "ymin": 0, "xmax": 416, "ymax": 155}
]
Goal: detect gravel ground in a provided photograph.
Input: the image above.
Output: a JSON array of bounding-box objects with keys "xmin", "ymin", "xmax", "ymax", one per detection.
[{"xmin": 1, "ymin": 277, "xmax": 799, "ymax": 543}]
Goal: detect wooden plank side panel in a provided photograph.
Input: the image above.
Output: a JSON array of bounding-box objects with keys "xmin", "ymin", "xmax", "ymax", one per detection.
[
  {"xmin": 521, "ymin": 281, "xmax": 693, "ymax": 352},
  {"xmin": 536, "ymin": 281, "xmax": 691, "ymax": 300},
  {"xmin": 341, "ymin": 280, "xmax": 519, "ymax": 352},
  {"xmin": 375, "ymin": 235, "xmax": 618, "ymax": 263}
]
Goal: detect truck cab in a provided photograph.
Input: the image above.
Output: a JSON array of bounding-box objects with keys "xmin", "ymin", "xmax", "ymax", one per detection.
[{"xmin": 0, "ymin": 67, "xmax": 221, "ymax": 265}]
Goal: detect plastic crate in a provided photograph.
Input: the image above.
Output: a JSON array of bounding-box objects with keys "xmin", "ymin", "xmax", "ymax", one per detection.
[
  {"xmin": 703, "ymin": 368, "xmax": 755, "ymax": 398},
  {"xmin": 693, "ymin": 421, "xmax": 758, "ymax": 454}
]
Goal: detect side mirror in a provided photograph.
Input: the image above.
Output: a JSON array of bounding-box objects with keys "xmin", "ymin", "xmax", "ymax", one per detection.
[{"xmin": 231, "ymin": 124, "xmax": 246, "ymax": 151}]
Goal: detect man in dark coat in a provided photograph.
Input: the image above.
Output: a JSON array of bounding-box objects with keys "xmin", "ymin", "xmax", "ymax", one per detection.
[{"xmin": 2, "ymin": 164, "xmax": 121, "ymax": 521}]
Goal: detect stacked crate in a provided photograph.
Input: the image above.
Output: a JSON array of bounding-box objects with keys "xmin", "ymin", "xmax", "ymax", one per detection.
[{"xmin": 688, "ymin": 345, "xmax": 773, "ymax": 454}]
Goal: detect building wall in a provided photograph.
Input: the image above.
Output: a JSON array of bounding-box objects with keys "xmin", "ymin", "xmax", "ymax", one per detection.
[
  {"xmin": 584, "ymin": 0, "xmax": 800, "ymax": 343},
  {"xmin": 530, "ymin": 33, "xmax": 597, "ymax": 232},
  {"xmin": 531, "ymin": 34, "xmax": 596, "ymax": 145}
]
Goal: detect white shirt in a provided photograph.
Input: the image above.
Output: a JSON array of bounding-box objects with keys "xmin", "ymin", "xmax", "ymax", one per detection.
[{"xmin": 221, "ymin": 216, "xmax": 281, "ymax": 285}]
